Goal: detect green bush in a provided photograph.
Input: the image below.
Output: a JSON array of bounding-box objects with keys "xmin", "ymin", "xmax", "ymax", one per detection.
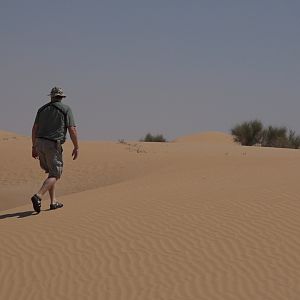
[
  {"xmin": 261, "ymin": 126, "xmax": 288, "ymax": 148},
  {"xmin": 141, "ymin": 133, "xmax": 167, "ymax": 142},
  {"xmin": 288, "ymin": 130, "xmax": 300, "ymax": 149},
  {"xmin": 231, "ymin": 120, "xmax": 300, "ymax": 149},
  {"xmin": 231, "ymin": 120, "xmax": 263, "ymax": 146}
]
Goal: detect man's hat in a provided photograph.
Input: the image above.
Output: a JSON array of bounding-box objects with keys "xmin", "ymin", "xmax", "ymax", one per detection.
[{"xmin": 48, "ymin": 86, "xmax": 66, "ymax": 98}]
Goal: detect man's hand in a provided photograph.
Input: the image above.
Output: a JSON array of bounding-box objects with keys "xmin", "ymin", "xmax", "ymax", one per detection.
[
  {"xmin": 72, "ymin": 148, "xmax": 79, "ymax": 160},
  {"xmin": 32, "ymin": 147, "xmax": 39, "ymax": 159},
  {"xmin": 68, "ymin": 126, "xmax": 79, "ymax": 160}
]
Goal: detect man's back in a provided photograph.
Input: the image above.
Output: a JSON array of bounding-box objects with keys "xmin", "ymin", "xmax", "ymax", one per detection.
[{"xmin": 35, "ymin": 101, "xmax": 75, "ymax": 143}]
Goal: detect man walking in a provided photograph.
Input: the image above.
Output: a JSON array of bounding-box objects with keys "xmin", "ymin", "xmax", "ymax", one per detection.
[{"xmin": 31, "ymin": 87, "xmax": 79, "ymax": 213}]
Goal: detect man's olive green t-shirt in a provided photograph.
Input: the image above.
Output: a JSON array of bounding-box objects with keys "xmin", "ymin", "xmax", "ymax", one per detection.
[{"xmin": 34, "ymin": 101, "xmax": 76, "ymax": 144}]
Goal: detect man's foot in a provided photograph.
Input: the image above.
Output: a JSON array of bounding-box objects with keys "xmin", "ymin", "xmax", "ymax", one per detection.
[
  {"xmin": 50, "ymin": 202, "xmax": 63, "ymax": 210},
  {"xmin": 31, "ymin": 194, "xmax": 41, "ymax": 213}
]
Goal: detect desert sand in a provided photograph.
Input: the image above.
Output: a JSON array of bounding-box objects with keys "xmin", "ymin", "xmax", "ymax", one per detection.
[{"xmin": 1, "ymin": 130, "xmax": 300, "ymax": 300}]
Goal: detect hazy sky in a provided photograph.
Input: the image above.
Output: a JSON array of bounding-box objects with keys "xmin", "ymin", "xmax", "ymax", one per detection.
[{"xmin": 1, "ymin": 0, "xmax": 300, "ymax": 140}]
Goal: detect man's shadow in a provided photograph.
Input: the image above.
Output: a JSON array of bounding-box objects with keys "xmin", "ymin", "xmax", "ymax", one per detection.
[{"xmin": 0, "ymin": 210, "xmax": 37, "ymax": 220}]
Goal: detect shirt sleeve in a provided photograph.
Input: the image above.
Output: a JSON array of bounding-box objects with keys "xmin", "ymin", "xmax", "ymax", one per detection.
[{"xmin": 66, "ymin": 108, "xmax": 76, "ymax": 127}]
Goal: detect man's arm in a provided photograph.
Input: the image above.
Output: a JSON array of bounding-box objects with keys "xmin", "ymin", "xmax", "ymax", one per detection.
[
  {"xmin": 32, "ymin": 123, "xmax": 39, "ymax": 159},
  {"xmin": 68, "ymin": 126, "xmax": 79, "ymax": 160}
]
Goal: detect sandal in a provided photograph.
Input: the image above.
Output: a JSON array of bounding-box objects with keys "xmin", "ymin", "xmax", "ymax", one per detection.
[
  {"xmin": 50, "ymin": 202, "xmax": 63, "ymax": 210},
  {"xmin": 31, "ymin": 194, "xmax": 41, "ymax": 213}
]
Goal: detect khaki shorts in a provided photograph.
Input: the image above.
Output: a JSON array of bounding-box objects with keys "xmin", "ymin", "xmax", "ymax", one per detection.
[{"xmin": 36, "ymin": 138, "xmax": 63, "ymax": 179}]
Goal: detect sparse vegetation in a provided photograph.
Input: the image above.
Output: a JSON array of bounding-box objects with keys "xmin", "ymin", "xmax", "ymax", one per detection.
[
  {"xmin": 261, "ymin": 126, "xmax": 288, "ymax": 148},
  {"xmin": 118, "ymin": 139, "xmax": 126, "ymax": 144},
  {"xmin": 140, "ymin": 133, "xmax": 167, "ymax": 142},
  {"xmin": 117, "ymin": 139, "xmax": 147, "ymax": 153},
  {"xmin": 231, "ymin": 120, "xmax": 300, "ymax": 149},
  {"xmin": 287, "ymin": 130, "xmax": 300, "ymax": 149},
  {"xmin": 231, "ymin": 120, "xmax": 263, "ymax": 146}
]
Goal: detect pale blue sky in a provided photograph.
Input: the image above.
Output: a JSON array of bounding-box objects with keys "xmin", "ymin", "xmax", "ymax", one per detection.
[{"xmin": 1, "ymin": 0, "xmax": 300, "ymax": 140}]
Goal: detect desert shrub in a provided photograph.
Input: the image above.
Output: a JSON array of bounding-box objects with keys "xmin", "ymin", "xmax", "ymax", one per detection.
[
  {"xmin": 231, "ymin": 120, "xmax": 263, "ymax": 146},
  {"xmin": 261, "ymin": 126, "xmax": 288, "ymax": 148},
  {"xmin": 232, "ymin": 120, "xmax": 300, "ymax": 149},
  {"xmin": 288, "ymin": 130, "xmax": 300, "ymax": 149},
  {"xmin": 141, "ymin": 133, "xmax": 167, "ymax": 142}
]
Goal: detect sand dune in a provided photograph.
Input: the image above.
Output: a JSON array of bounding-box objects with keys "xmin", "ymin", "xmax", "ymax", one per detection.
[
  {"xmin": 0, "ymin": 129, "xmax": 27, "ymax": 140},
  {"xmin": 1, "ymin": 131, "xmax": 300, "ymax": 299},
  {"xmin": 174, "ymin": 131, "xmax": 235, "ymax": 144}
]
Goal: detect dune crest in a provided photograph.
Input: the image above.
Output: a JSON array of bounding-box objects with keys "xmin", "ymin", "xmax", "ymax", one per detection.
[
  {"xmin": 0, "ymin": 130, "xmax": 28, "ymax": 140},
  {"xmin": 174, "ymin": 131, "xmax": 235, "ymax": 144}
]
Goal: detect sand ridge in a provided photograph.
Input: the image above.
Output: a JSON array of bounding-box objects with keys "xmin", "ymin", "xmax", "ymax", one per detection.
[
  {"xmin": 174, "ymin": 131, "xmax": 235, "ymax": 144},
  {"xmin": 1, "ymin": 131, "xmax": 300, "ymax": 299}
]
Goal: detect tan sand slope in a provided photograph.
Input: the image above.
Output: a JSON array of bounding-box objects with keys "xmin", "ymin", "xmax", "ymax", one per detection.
[
  {"xmin": 0, "ymin": 129, "xmax": 27, "ymax": 140},
  {"xmin": 174, "ymin": 131, "xmax": 235, "ymax": 144},
  {"xmin": 0, "ymin": 136, "xmax": 172, "ymax": 211},
  {"xmin": 1, "ymin": 131, "xmax": 300, "ymax": 299}
]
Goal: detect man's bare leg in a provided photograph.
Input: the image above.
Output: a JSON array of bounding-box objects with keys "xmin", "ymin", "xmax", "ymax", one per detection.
[
  {"xmin": 31, "ymin": 177, "xmax": 57, "ymax": 213},
  {"xmin": 36, "ymin": 177, "xmax": 57, "ymax": 199},
  {"xmin": 48, "ymin": 181, "xmax": 57, "ymax": 205}
]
